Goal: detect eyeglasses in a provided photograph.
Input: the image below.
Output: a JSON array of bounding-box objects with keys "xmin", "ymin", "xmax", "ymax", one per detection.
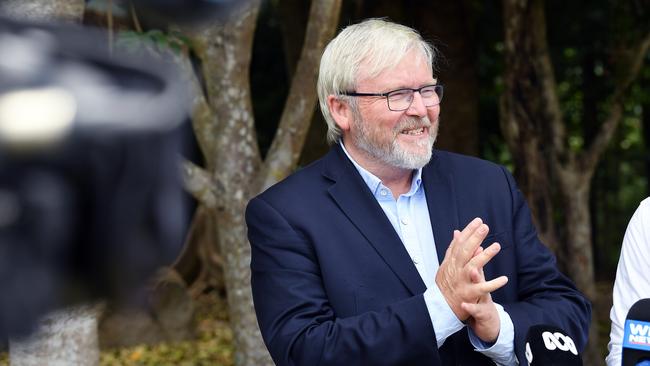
[{"xmin": 340, "ymin": 84, "xmax": 443, "ymax": 111}]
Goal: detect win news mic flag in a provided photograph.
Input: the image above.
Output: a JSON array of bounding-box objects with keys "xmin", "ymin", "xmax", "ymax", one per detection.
[
  {"xmin": 525, "ymin": 324, "xmax": 582, "ymax": 365},
  {"xmin": 622, "ymin": 299, "xmax": 650, "ymax": 366}
]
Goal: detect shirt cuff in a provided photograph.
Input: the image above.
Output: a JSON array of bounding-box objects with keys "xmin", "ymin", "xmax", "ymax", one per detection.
[
  {"xmin": 467, "ymin": 303, "xmax": 518, "ymax": 365},
  {"xmin": 423, "ymin": 285, "xmax": 465, "ymax": 348}
]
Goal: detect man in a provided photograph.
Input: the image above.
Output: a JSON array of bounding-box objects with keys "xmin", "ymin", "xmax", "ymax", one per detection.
[
  {"xmin": 246, "ymin": 19, "xmax": 590, "ymax": 365},
  {"xmin": 607, "ymin": 197, "xmax": 650, "ymax": 365}
]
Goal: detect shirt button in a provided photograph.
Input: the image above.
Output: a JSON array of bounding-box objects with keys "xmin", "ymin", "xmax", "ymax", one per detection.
[
  {"xmin": 380, "ymin": 189, "xmax": 388, "ymax": 196},
  {"xmin": 401, "ymin": 218, "xmax": 408, "ymax": 225},
  {"xmin": 412, "ymin": 257, "xmax": 419, "ymax": 264}
]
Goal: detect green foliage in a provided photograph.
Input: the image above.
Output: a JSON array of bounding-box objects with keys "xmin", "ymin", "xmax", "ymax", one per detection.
[
  {"xmin": 591, "ymin": 94, "xmax": 648, "ymax": 277},
  {"xmin": 473, "ymin": 0, "xmax": 649, "ymax": 276}
]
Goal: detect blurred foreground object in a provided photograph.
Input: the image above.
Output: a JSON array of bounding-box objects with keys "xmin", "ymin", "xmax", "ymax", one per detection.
[{"xmin": 0, "ymin": 15, "xmax": 189, "ymax": 339}]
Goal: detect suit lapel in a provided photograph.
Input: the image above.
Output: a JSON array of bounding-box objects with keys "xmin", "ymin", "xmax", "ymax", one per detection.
[
  {"xmin": 323, "ymin": 145, "xmax": 427, "ymax": 296},
  {"xmin": 422, "ymin": 151, "xmax": 459, "ymax": 263}
]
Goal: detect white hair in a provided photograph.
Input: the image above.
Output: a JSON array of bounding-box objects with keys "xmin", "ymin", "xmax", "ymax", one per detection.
[{"xmin": 317, "ymin": 18, "xmax": 436, "ymax": 144}]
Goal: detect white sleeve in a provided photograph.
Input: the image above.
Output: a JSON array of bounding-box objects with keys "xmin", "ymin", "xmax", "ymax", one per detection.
[{"xmin": 606, "ymin": 198, "xmax": 650, "ymax": 366}]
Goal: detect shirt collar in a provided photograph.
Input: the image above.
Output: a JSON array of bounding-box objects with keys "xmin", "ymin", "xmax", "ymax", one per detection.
[{"xmin": 340, "ymin": 141, "xmax": 423, "ymax": 197}]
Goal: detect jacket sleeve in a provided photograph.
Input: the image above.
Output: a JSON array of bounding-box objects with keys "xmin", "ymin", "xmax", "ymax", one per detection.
[
  {"xmin": 246, "ymin": 196, "xmax": 440, "ymax": 366},
  {"xmin": 498, "ymin": 167, "xmax": 592, "ymax": 363}
]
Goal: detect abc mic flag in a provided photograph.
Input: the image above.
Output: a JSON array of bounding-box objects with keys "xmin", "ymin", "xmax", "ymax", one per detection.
[{"xmin": 525, "ymin": 324, "xmax": 582, "ymax": 365}]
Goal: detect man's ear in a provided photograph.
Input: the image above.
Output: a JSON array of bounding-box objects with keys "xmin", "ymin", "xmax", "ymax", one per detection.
[{"xmin": 327, "ymin": 95, "xmax": 353, "ymax": 132}]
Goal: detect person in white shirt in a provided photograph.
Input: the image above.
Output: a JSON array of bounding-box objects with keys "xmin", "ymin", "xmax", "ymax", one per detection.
[{"xmin": 606, "ymin": 197, "xmax": 650, "ymax": 365}]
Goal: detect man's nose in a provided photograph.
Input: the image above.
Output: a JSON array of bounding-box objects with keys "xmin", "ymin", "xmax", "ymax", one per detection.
[{"xmin": 406, "ymin": 92, "xmax": 427, "ymax": 117}]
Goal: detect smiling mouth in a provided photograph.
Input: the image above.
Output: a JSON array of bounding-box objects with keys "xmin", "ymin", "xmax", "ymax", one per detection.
[{"xmin": 400, "ymin": 127, "xmax": 427, "ymax": 136}]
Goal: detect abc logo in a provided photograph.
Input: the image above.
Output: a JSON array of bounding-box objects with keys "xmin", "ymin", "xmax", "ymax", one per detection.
[
  {"xmin": 525, "ymin": 341, "xmax": 533, "ymax": 364},
  {"xmin": 542, "ymin": 331, "xmax": 578, "ymax": 355}
]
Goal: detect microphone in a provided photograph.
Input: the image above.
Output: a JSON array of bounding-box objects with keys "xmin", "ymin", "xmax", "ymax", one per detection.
[
  {"xmin": 524, "ymin": 324, "xmax": 582, "ymax": 365},
  {"xmin": 622, "ymin": 299, "xmax": 650, "ymax": 366}
]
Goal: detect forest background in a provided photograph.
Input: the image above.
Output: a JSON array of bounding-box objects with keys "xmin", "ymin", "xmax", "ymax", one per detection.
[{"xmin": 0, "ymin": 0, "xmax": 649, "ymax": 365}]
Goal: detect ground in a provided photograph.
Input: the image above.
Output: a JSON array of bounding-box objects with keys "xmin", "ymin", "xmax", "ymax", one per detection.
[
  {"xmin": 0, "ymin": 293, "xmax": 234, "ymax": 366},
  {"xmin": 0, "ymin": 281, "xmax": 615, "ymax": 365}
]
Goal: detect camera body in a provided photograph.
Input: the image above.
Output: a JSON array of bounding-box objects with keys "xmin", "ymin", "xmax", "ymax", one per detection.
[{"xmin": 0, "ymin": 17, "xmax": 188, "ymax": 338}]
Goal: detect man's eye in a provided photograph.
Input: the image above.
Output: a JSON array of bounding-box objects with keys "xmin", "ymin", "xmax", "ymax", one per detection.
[
  {"xmin": 420, "ymin": 87, "xmax": 437, "ymax": 97},
  {"xmin": 388, "ymin": 90, "xmax": 411, "ymax": 100}
]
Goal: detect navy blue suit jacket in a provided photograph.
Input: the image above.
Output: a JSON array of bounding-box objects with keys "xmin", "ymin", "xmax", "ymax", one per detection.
[{"xmin": 246, "ymin": 144, "xmax": 591, "ymax": 365}]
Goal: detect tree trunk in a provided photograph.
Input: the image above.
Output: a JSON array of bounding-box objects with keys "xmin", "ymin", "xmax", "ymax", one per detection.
[
  {"xmin": 557, "ymin": 168, "xmax": 600, "ymax": 364},
  {"xmin": 189, "ymin": 3, "xmax": 267, "ymax": 364},
  {"xmin": 0, "ymin": 0, "xmax": 85, "ymax": 23},
  {"xmin": 184, "ymin": 1, "xmax": 342, "ymax": 364},
  {"xmin": 499, "ymin": 95, "xmax": 560, "ymax": 254},
  {"xmin": 501, "ymin": 0, "xmax": 561, "ymax": 254},
  {"xmin": 558, "ymin": 170, "xmax": 595, "ymax": 300}
]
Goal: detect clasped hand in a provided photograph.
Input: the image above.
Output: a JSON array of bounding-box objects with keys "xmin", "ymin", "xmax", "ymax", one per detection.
[{"xmin": 435, "ymin": 217, "xmax": 508, "ymax": 342}]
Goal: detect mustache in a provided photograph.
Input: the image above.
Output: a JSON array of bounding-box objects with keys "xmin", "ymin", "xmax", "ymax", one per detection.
[{"xmin": 394, "ymin": 116, "xmax": 431, "ymax": 133}]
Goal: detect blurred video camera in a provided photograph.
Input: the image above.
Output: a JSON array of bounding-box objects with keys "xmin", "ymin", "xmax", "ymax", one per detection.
[{"xmin": 0, "ymin": 0, "xmax": 243, "ymax": 339}]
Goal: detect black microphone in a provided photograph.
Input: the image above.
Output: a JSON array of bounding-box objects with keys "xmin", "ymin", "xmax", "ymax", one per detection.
[
  {"xmin": 622, "ymin": 299, "xmax": 650, "ymax": 366},
  {"xmin": 524, "ymin": 324, "xmax": 582, "ymax": 365}
]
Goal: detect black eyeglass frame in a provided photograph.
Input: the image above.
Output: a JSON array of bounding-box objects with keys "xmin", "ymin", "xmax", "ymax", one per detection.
[{"xmin": 340, "ymin": 84, "xmax": 444, "ymax": 111}]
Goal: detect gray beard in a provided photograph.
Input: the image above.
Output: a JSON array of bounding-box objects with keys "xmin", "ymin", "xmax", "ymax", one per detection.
[{"xmin": 352, "ymin": 115, "xmax": 437, "ymax": 170}]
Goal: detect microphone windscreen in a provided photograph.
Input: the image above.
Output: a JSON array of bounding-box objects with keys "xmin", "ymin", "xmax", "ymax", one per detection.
[
  {"xmin": 622, "ymin": 299, "xmax": 650, "ymax": 366},
  {"xmin": 524, "ymin": 324, "xmax": 582, "ymax": 365}
]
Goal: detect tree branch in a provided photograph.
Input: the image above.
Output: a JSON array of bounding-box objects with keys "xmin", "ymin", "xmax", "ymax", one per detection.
[
  {"xmin": 175, "ymin": 51, "xmax": 216, "ymax": 167},
  {"xmin": 256, "ymin": 0, "xmax": 342, "ymax": 193},
  {"xmin": 500, "ymin": 0, "xmax": 525, "ymax": 153},
  {"xmin": 528, "ymin": 0, "xmax": 567, "ymax": 158},
  {"xmin": 188, "ymin": 1, "xmax": 263, "ymax": 171},
  {"xmin": 501, "ymin": 0, "xmax": 566, "ymax": 159},
  {"xmin": 582, "ymin": 31, "xmax": 650, "ymax": 172},
  {"xmin": 181, "ymin": 159, "xmax": 225, "ymax": 210}
]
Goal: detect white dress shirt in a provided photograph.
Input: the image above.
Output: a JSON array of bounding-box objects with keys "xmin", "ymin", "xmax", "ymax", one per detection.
[{"xmin": 606, "ymin": 197, "xmax": 650, "ymax": 365}]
